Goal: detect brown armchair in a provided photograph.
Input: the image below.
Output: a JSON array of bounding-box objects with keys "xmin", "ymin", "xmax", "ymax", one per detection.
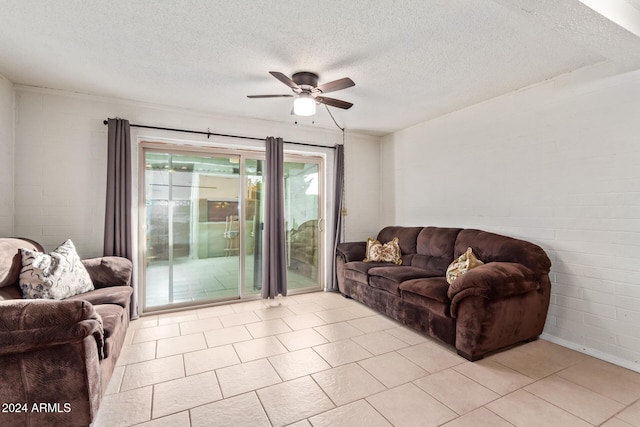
[{"xmin": 0, "ymin": 238, "xmax": 133, "ymax": 427}]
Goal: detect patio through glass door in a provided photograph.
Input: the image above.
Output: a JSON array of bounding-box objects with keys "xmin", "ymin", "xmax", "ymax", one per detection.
[{"xmin": 141, "ymin": 146, "xmax": 323, "ymax": 312}]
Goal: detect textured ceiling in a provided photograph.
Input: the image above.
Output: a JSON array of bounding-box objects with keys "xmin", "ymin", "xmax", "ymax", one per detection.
[{"xmin": 1, "ymin": 0, "xmax": 640, "ymax": 136}]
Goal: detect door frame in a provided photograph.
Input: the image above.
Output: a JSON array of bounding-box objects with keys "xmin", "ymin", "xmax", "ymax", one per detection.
[
  {"xmin": 282, "ymin": 152, "xmax": 325, "ymax": 294},
  {"xmin": 138, "ymin": 140, "xmax": 325, "ymax": 314}
]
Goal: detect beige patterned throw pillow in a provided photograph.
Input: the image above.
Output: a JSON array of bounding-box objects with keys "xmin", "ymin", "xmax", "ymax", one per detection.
[
  {"xmin": 363, "ymin": 237, "xmax": 403, "ymax": 265},
  {"xmin": 446, "ymin": 247, "xmax": 484, "ymax": 284},
  {"xmin": 19, "ymin": 239, "xmax": 94, "ymax": 299}
]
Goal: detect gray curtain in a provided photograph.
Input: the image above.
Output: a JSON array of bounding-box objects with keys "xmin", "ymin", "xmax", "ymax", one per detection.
[
  {"xmin": 262, "ymin": 137, "xmax": 287, "ymax": 298},
  {"xmin": 104, "ymin": 118, "xmax": 137, "ymax": 319},
  {"xmin": 329, "ymin": 144, "xmax": 345, "ymax": 291}
]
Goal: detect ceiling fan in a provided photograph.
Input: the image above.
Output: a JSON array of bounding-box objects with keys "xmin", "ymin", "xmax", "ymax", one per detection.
[{"xmin": 247, "ymin": 71, "xmax": 355, "ymax": 116}]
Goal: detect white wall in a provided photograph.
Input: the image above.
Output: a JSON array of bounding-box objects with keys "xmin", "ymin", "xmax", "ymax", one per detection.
[
  {"xmin": 12, "ymin": 85, "xmax": 380, "ymax": 276},
  {"xmin": 0, "ymin": 75, "xmax": 14, "ymax": 237},
  {"xmin": 381, "ymin": 63, "xmax": 640, "ymax": 371},
  {"xmin": 344, "ymin": 131, "xmax": 383, "ymax": 242}
]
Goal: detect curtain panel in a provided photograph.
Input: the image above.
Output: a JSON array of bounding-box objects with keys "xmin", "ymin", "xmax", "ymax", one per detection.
[
  {"xmin": 104, "ymin": 118, "xmax": 138, "ymax": 319},
  {"xmin": 329, "ymin": 144, "xmax": 345, "ymax": 291},
  {"xmin": 262, "ymin": 136, "xmax": 288, "ymax": 298}
]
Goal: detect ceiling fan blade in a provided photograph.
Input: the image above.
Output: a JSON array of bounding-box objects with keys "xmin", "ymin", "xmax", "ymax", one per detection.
[
  {"xmin": 316, "ymin": 96, "xmax": 353, "ymax": 109},
  {"xmin": 247, "ymin": 94, "xmax": 294, "ymax": 98},
  {"xmin": 316, "ymin": 77, "xmax": 355, "ymax": 94},
  {"xmin": 269, "ymin": 71, "xmax": 299, "ymax": 89}
]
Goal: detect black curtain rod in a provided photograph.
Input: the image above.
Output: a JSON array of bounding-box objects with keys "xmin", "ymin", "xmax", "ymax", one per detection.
[{"xmin": 102, "ymin": 119, "xmax": 336, "ymax": 150}]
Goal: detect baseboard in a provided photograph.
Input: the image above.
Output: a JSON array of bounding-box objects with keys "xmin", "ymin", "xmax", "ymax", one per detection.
[{"xmin": 540, "ymin": 333, "xmax": 640, "ymax": 374}]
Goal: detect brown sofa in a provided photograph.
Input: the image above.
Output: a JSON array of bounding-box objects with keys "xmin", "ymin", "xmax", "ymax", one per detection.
[
  {"xmin": 336, "ymin": 226, "xmax": 552, "ymax": 361},
  {"xmin": 0, "ymin": 238, "xmax": 133, "ymax": 427}
]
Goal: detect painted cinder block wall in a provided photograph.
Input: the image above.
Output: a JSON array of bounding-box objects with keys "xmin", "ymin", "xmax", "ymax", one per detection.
[
  {"xmin": 0, "ymin": 74, "xmax": 14, "ymax": 237},
  {"xmin": 381, "ymin": 63, "xmax": 640, "ymax": 370},
  {"xmin": 10, "ymin": 85, "xmax": 380, "ymax": 286}
]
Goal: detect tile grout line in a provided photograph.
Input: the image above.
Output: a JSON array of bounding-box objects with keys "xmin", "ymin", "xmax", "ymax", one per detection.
[
  {"xmin": 539, "ymin": 357, "xmax": 638, "ymax": 410},
  {"xmin": 148, "ymin": 382, "xmax": 155, "ymax": 424},
  {"xmin": 252, "ymin": 390, "xmax": 275, "ymax": 426},
  {"xmin": 621, "ymin": 395, "xmax": 640, "ymax": 423},
  {"xmin": 520, "ymin": 389, "xmax": 599, "ymax": 425},
  {"xmin": 482, "ymin": 405, "xmax": 517, "ymax": 427},
  {"xmin": 308, "ymin": 371, "xmax": 338, "ymax": 420},
  {"xmin": 589, "ymin": 395, "xmax": 640, "ymax": 427},
  {"xmin": 410, "ymin": 374, "xmax": 487, "ymax": 420},
  {"xmin": 462, "ymin": 354, "xmax": 620, "ymax": 426},
  {"xmin": 364, "ymin": 398, "xmax": 396, "ymax": 427}
]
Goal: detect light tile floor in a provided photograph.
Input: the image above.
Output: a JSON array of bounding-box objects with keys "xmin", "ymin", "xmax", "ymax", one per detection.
[
  {"xmin": 145, "ymin": 256, "xmax": 318, "ymax": 308},
  {"xmin": 94, "ymin": 292, "xmax": 640, "ymax": 427}
]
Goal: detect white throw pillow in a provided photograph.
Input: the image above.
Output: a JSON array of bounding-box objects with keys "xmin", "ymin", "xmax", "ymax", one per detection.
[{"xmin": 19, "ymin": 239, "xmax": 94, "ymax": 299}]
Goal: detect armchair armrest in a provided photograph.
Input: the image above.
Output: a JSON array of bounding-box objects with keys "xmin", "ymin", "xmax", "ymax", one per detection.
[
  {"xmin": 336, "ymin": 241, "xmax": 366, "ymax": 263},
  {"xmin": 0, "ymin": 299, "xmax": 104, "ymax": 358},
  {"xmin": 448, "ymin": 262, "xmax": 540, "ymax": 317},
  {"xmin": 82, "ymin": 256, "xmax": 132, "ymax": 289}
]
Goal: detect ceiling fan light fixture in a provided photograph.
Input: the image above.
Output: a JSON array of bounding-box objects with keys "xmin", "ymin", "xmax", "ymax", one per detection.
[
  {"xmin": 293, "ymin": 93, "xmax": 316, "ymax": 116},
  {"xmin": 248, "ymin": 71, "xmax": 354, "ymax": 115}
]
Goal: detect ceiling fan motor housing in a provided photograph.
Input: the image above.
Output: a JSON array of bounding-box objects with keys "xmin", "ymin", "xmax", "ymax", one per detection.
[{"xmin": 292, "ymin": 72, "xmax": 319, "ymax": 89}]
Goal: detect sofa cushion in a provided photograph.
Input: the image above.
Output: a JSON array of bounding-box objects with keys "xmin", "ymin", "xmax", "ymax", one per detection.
[
  {"xmin": 454, "ymin": 229, "xmax": 551, "ymax": 274},
  {"xmin": 0, "ymin": 238, "xmax": 43, "ymax": 288},
  {"xmin": 363, "ymin": 237, "xmax": 402, "ymax": 265},
  {"xmin": 400, "ymin": 277, "xmax": 450, "ymax": 304},
  {"xmin": 19, "ymin": 240, "xmax": 95, "ymax": 300},
  {"xmin": 368, "ymin": 265, "xmax": 434, "ymax": 296},
  {"xmin": 367, "ymin": 264, "xmax": 445, "ymax": 297},
  {"xmin": 369, "ymin": 265, "xmax": 436, "ymax": 282},
  {"xmin": 399, "ymin": 277, "xmax": 452, "ymax": 318},
  {"xmin": 0, "ymin": 285, "xmax": 22, "ymax": 301},
  {"xmin": 343, "ymin": 261, "xmax": 387, "ymax": 285},
  {"xmin": 411, "ymin": 227, "xmax": 462, "ymax": 276},
  {"xmin": 369, "ymin": 276, "xmax": 402, "ymax": 295},
  {"xmin": 81, "ymin": 257, "xmax": 133, "ymax": 289},
  {"xmin": 67, "ymin": 285, "xmax": 133, "ymax": 309},
  {"xmin": 377, "ymin": 226, "xmax": 422, "ymax": 256}
]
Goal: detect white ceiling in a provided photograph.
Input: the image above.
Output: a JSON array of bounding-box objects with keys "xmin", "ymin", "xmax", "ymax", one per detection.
[{"xmin": 1, "ymin": 0, "xmax": 640, "ymax": 136}]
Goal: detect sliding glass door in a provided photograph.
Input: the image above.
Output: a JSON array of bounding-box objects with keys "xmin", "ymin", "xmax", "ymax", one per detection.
[
  {"xmin": 285, "ymin": 159, "xmax": 322, "ymax": 291},
  {"xmin": 143, "ymin": 151, "xmax": 242, "ymax": 308},
  {"xmin": 141, "ymin": 146, "xmax": 323, "ymax": 312}
]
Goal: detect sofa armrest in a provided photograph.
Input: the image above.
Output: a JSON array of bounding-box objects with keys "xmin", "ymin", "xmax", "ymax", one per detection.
[
  {"xmin": 448, "ymin": 262, "xmax": 540, "ymax": 317},
  {"xmin": 336, "ymin": 242, "xmax": 366, "ymax": 263},
  {"xmin": 0, "ymin": 299, "xmax": 104, "ymax": 358},
  {"xmin": 82, "ymin": 256, "xmax": 132, "ymax": 289}
]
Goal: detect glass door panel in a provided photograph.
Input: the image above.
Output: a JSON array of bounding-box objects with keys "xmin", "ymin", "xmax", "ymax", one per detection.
[
  {"xmin": 144, "ymin": 151, "xmax": 241, "ymax": 310},
  {"xmin": 142, "ymin": 147, "xmax": 324, "ymax": 312},
  {"xmin": 243, "ymin": 158, "xmax": 264, "ymax": 296},
  {"xmin": 284, "ymin": 159, "xmax": 322, "ymax": 291}
]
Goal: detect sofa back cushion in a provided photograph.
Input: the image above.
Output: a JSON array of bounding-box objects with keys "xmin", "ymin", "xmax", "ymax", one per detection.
[
  {"xmin": 377, "ymin": 226, "xmax": 423, "ymax": 265},
  {"xmin": 0, "ymin": 238, "xmax": 44, "ymax": 289},
  {"xmin": 454, "ymin": 229, "xmax": 551, "ymax": 274},
  {"xmin": 411, "ymin": 227, "xmax": 462, "ymax": 276}
]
